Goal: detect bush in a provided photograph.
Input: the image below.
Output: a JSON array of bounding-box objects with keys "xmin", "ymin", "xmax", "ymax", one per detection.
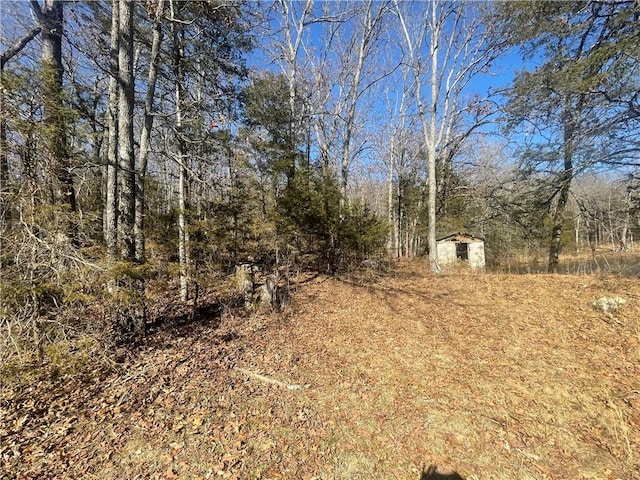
[
  {"xmin": 276, "ymin": 170, "xmax": 388, "ymax": 272},
  {"xmin": 0, "ymin": 199, "xmax": 111, "ymax": 370}
]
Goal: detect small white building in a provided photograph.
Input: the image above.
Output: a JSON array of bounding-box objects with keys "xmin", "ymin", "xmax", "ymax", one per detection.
[{"xmin": 436, "ymin": 232, "xmax": 485, "ymax": 269}]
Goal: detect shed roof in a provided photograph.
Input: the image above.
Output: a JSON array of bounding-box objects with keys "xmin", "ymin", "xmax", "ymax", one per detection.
[{"xmin": 436, "ymin": 232, "xmax": 484, "ymax": 243}]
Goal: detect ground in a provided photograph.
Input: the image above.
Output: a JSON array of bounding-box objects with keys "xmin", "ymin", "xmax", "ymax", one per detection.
[{"xmin": 1, "ymin": 261, "xmax": 639, "ymax": 479}]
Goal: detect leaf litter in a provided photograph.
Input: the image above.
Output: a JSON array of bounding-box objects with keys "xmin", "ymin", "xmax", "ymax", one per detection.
[{"xmin": 1, "ymin": 261, "xmax": 639, "ymax": 479}]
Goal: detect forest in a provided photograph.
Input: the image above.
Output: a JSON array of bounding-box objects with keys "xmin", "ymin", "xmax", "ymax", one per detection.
[
  {"xmin": 1, "ymin": 1, "xmax": 640, "ymax": 478},
  {"xmin": 2, "ymin": 0, "xmax": 638, "ymax": 350},
  {"xmin": 0, "ymin": 0, "xmax": 638, "ymax": 356}
]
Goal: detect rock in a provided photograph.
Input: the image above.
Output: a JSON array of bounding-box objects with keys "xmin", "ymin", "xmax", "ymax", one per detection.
[
  {"xmin": 234, "ymin": 264, "xmax": 254, "ymax": 309},
  {"xmin": 256, "ymin": 274, "xmax": 278, "ymax": 311},
  {"xmin": 591, "ymin": 296, "xmax": 627, "ymax": 313}
]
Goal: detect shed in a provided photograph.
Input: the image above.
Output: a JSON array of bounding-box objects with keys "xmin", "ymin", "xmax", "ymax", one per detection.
[{"xmin": 436, "ymin": 232, "xmax": 485, "ymax": 269}]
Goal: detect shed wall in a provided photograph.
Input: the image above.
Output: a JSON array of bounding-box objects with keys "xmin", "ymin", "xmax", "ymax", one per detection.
[
  {"xmin": 436, "ymin": 242, "xmax": 457, "ymax": 265},
  {"xmin": 468, "ymin": 242, "xmax": 485, "ymax": 269}
]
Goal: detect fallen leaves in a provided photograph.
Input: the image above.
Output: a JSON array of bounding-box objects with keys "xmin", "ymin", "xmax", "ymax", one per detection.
[{"xmin": 2, "ymin": 264, "xmax": 640, "ymax": 479}]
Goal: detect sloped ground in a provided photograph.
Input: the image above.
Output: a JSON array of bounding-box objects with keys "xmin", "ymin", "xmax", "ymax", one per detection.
[{"xmin": 2, "ymin": 261, "xmax": 639, "ymax": 479}]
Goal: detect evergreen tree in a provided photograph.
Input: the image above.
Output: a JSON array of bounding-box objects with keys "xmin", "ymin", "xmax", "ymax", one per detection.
[{"xmin": 496, "ymin": 0, "xmax": 640, "ymax": 272}]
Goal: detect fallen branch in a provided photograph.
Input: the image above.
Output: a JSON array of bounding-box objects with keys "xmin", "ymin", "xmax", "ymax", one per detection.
[{"xmin": 235, "ymin": 367, "xmax": 301, "ymax": 391}]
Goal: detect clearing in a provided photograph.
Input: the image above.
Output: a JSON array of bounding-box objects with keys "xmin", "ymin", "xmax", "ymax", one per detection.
[{"xmin": 2, "ymin": 261, "xmax": 639, "ymax": 479}]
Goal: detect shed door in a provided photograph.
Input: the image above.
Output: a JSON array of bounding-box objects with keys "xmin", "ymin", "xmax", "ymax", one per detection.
[{"xmin": 456, "ymin": 243, "xmax": 468, "ymax": 261}]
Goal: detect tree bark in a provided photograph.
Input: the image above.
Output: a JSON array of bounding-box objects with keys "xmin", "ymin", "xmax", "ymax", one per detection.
[
  {"xmin": 395, "ymin": 0, "xmax": 439, "ymax": 269},
  {"xmin": 171, "ymin": 0, "xmax": 189, "ymax": 302},
  {"xmin": 277, "ymin": 0, "xmax": 312, "ymax": 185},
  {"xmin": 33, "ymin": 0, "xmax": 77, "ymax": 216},
  {"xmin": 548, "ymin": 100, "xmax": 578, "ymax": 273},
  {"xmin": 115, "ymin": 0, "xmax": 145, "ymax": 335},
  {"xmin": 135, "ymin": 0, "xmax": 164, "ymax": 262},
  {"xmin": 387, "ymin": 136, "xmax": 395, "ymax": 256},
  {"xmin": 30, "ymin": 0, "xmax": 78, "ymax": 248},
  {"xmin": 426, "ymin": 2, "xmax": 441, "ymax": 271},
  {"xmin": 397, "ymin": 179, "xmax": 403, "ymax": 257},
  {"xmin": 117, "ymin": 0, "xmax": 135, "ymax": 262},
  {"xmin": 105, "ymin": 0, "xmax": 119, "ymax": 259}
]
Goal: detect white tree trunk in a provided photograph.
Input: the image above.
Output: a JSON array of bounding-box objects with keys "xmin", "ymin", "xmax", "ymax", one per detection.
[
  {"xmin": 394, "ymin": 0, "xmax": 496, "ymax": 270},
  {"xmin": 277, "ymin": 0, "xmax": 312, "ymax": 183},
  {"xmin": 135, "ymin": 0, "xmax": 164, "ymax": 262},
  {"xmin": 338, "ymin": 0, "xmax": 385, "ymax": 207},
  {"xmin": 171, "ymin": 0, "xmax": 189, "ymax": 302}
]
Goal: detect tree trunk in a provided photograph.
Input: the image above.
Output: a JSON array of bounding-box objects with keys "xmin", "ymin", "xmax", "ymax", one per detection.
[
  {"xmin": 426, "ymin": 3, "xmax": 440, "ymax": 271},
  {"xmin": 116, "ymin": 0, "xmax": 145, "ymax": 335},
  {"xmin": 621, "ymin": 190, "xmax": 631, "ymax": 251},
  {"xmin": 548, "ymin": 101, "xmax": 576, "ymax": 273},
  {"xmin": 118, "ymin": 0, "xmax": 135, "ymax": 262},
  {"xmin": 387, "ymin": 140, "xmax": 395, "ymax": 256},
  {"xmin": 171, "ymin": 0, "xmax": 189, "ymax": 302},
  {"xmin": 0, "ymin": 73, "xmax": 6, "ymax": 191},
  {"xmin": 34, "ymin": 0, "xmax": 77, "ymax": 243},
  {"xmin": 0, "ymin": 69, "xmax": 7, "ymax": 259},
  {"xmin": 397, "ymin": 179, "xmax": 403, "ymax": 257},
  {"xmin": 39, "ymin": 1, "xmax": 76, "ymax": 211},
  {"xmin": 105, "ymin": 0, "xmax": 119, "ymax": 259},
  {"xmin": 135, "ymin": 0, "xmax": 164, "ymax": 262},
  {"xmin": 277, "ymin": 0, "xmax": 312, "ymax": 185}
]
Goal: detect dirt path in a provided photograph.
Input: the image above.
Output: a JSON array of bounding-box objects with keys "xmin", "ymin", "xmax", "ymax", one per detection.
[{"xmin": 2, "ymin": 262, "xmax": 639, "ymax": 479}]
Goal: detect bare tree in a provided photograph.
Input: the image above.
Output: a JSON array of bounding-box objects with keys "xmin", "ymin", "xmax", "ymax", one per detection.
[
  {"xmin": 1, "ymin": 20, "xmax": 42, "ymax": 260},
  {"xmin": 276, "ymin": 0, "xmax": 312, "ymax": 149},
  {"xmin": 305, "ymin": 1, "xmax": 392, "ymax": 203},
  {"xmin": 135, "ymin": 0, "xmax": 165, "ymax": 263},
  {"xmin": 573, "ymin": 175, "xmax": 637, "ymax": 255},
  {"xmin": 394, "ymin": 0, "xmax": 498, "ymax": 270},
  {"xmin": 169, "ymin": 0, "xmax": 190, "ymax": 302},
  {"xmin": 1, "ymin": 26, "xmax": 42, "ymax": 190},
  {"xmin": 380, "ymin": 63, "xmax": 420, "ymax": 258},
  {"xmin": 334, "ymin": 0, "xmax": 390, "ymax": 205},
  {"xmin": 271, "ymin": 0, "xmax": 392, "ymax": 203}
]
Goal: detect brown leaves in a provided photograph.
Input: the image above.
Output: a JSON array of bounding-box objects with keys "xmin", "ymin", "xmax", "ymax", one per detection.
[{"xmin": 2, "ymin": 265, "xmax": 640, "ymax": 479}]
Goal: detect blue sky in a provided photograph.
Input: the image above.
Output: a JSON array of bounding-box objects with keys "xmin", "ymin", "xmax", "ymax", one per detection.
[{"xmin": 0, "ymin": 0, "xmax": 543, "ymax": 173}]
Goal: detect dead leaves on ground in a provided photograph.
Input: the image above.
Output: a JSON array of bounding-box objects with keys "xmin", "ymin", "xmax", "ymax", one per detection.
[{"xmin": 2, "ymin": 263, "xmax": 640, "ymax": 479}]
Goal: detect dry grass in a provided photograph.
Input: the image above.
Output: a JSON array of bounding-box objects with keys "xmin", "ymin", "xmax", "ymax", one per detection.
[
  {"xmin": 494, "ymin": 248, "xmax": 640, "ymax": 276},
  {"xmin": 2, "ymin": 261, "xmax": 639, "ymax": 479}
]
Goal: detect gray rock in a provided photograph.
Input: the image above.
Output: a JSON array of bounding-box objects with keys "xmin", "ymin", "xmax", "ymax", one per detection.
[{"xmin": 591, "ymin": 296, "xmax": 627, "ymax": 313}]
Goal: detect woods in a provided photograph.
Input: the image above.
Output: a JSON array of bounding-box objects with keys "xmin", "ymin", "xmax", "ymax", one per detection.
[
  {"xmin": 1, "ymin": 0, "xmax": 639, "ymax": 358},
  {"xmin": 1, "ymin": 2, "xmax": 640, "ymax": 479}
]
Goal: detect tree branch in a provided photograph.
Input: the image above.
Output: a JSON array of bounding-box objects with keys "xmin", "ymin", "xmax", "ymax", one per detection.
[
  {"xmin": 0, "ymin": 27, "xmax": 42, "ymax": 70},
  {"xmin": 29, "ymin": 0, "xmax": 45, "ymax": 22}
]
